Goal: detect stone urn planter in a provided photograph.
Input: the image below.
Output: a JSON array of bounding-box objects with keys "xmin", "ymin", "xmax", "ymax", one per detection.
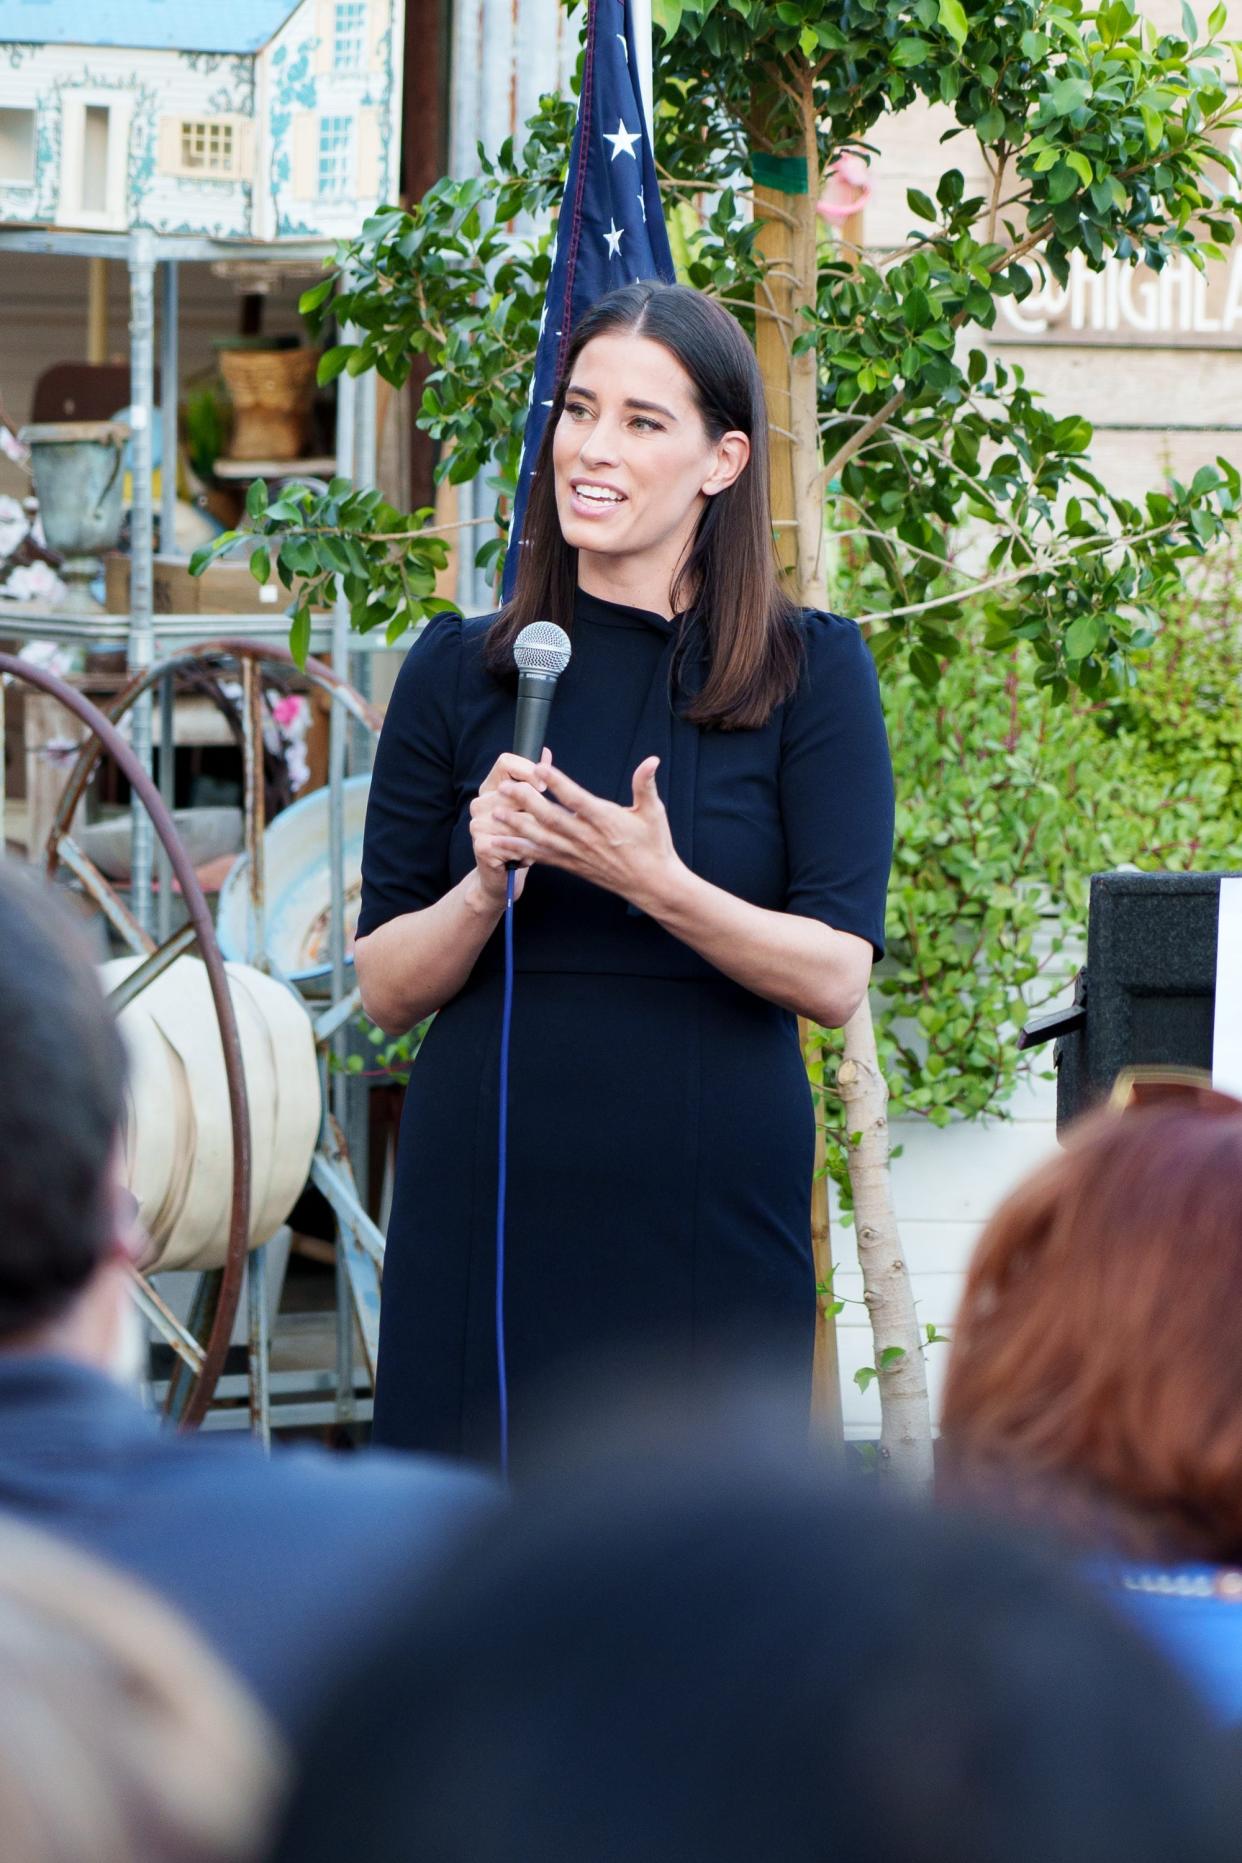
[{"xmin": 19, "ymin": 419, "xmax": 130, "ymax": 612}]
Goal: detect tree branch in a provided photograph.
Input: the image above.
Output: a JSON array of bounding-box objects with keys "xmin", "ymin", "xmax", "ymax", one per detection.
[{"xmin": 857, "ymin": 519, "xmax": 1183, "ymax": 625}]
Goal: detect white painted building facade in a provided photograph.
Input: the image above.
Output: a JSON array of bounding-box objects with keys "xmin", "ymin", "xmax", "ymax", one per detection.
[{"xmin": 0, "ymin": 0, "xmax": 403, "ymax": 241}]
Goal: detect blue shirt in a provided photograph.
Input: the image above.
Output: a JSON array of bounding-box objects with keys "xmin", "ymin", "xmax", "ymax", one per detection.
[
  {"xmin": 0, "ymin": 1356, "xmax": 497, "ymax": 1730},
  {"xmin": 1104, "ymin": 1564, "xmax": 1242, "ymax": 1723}
]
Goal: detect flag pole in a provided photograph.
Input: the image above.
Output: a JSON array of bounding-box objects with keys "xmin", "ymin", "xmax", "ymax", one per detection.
[{"xmin": 629, "ymin": 0, "xmax": 656, "ymax": 146}]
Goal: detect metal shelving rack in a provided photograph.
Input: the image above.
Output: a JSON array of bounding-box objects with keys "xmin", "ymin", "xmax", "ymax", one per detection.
[{"xmin": 0, "ymin": 225, "xmax": 384, "ymax": 1437}]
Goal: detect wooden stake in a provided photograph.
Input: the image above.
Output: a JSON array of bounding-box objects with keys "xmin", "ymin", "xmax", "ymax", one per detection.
[
  {"xmin": 86, "ymin": 259, "xmax": 108, "ymax": 365},
  {"xmin": 803, "ymin": 1019, "xmax": 845, "ymax": 1461},
  {"xmin": 753, "ymin": 84, "xmax": 843, "ymax": 1447},
  {"xmin": 753, "ymin": 182, "xmax": 799, "ymax": 586}
]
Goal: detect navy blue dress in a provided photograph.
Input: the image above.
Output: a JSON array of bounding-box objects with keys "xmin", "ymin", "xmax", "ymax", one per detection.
[{"xmin": 358, "ymin": 588, "xmax": 893, "ymax": 1463}]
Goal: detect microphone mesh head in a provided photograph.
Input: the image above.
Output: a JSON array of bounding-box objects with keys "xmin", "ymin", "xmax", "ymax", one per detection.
[{"xmin": 514, "ymin": 620, "xmax": 572, "ymax": 677}]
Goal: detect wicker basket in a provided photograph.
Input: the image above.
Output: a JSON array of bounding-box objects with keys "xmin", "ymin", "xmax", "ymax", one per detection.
[{"xmin": 217, "ymin": 345, "xmax": 320, "ymax": 461}]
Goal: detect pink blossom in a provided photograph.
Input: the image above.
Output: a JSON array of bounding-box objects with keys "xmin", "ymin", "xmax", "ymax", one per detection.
[
  {"xmin": 817, "ymin": 152, "xmax": 873, "ymax": 226},
  {"xmin": 271, "ymin": 693, "xmax": 306, "ymax": 729}
]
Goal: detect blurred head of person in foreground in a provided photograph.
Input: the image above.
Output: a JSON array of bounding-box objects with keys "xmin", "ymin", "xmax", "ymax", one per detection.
[
  {"xmin": 0, "ymin": 860, "xmax": 142, "ymax": 1378},
  {"xmin": 939, "ymin": 1090, "xmax": 1242, "ymax": 1564},
  {"xmin": 271, "ymin": 1437, "xmax": 1241, "ymax": 1863},
  {"xmin": 0, "ymin": 1516, "xmax": 282, "ymax": 1863}
]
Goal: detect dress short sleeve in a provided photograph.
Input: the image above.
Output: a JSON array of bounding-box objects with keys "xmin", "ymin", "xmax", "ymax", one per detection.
[
  {"xmin": 356, "ymin": 613, "xmax": 462, "ymax": 938},
  {"xmin": 780, "ymin": 612, "xmax": 893, "ymax": 958}
]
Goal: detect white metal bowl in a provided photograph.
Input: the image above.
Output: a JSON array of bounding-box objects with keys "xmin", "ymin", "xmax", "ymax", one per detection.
[{"xmin": 215, "ymin": 775, "xmax": 370, "ymax": 983}]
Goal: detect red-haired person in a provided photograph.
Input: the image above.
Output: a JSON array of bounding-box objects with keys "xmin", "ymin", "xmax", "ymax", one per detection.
[{"xmin": 939, "ymin": 1090, "xmax": 1242, "ymax": 1722}]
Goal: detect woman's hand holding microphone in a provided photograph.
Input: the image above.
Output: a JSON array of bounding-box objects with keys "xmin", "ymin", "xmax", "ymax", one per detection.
[
  {"xmin": 481, "ymin": 752, "xmax": 686, "ymax": 919},
  {"xmin": 466, "ymin": 748, "xmax": 553, "ymax": 911}
]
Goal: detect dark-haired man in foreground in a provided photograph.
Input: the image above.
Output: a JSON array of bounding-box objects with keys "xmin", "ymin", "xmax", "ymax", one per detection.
[{"xmin": 0, "ymin": 860, "xmax": 494, "ymax": 1733}]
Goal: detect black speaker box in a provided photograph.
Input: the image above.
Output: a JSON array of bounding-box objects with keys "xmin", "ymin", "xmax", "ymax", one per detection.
[{"xmin": 1020, "ymin": 871, "xmax": 1240, "ymax": 1133}]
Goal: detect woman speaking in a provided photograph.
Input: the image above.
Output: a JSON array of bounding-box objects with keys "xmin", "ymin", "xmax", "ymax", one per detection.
[{"xmin": 354, "ymin": 282, "xmax": 894, "ymax": 1464}]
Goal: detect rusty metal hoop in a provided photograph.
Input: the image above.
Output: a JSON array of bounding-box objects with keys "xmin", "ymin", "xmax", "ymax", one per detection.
[
  {"xmin": 46, "ymin": 639, "xmax": 383, "ymax": 860},
  {"xmin": 0, "ymin": 651, "xmax": 252, "ymax": 1428}
]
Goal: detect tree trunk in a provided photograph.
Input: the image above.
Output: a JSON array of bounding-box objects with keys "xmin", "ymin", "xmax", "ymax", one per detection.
[
  {"xmin": 750, "ymin": 69, "xmax": 934, "ymax": 1485},
  {"xmin": 788, "ymin": 75, "xmax": 828, "ymax": 611},
  {"xmin": 804, "ymin": 1021, "xmax": 845, "ymax": 1464},
  {"xmin": 837, "ymin": 995, "xmax": 933, "ymax": 1483}
]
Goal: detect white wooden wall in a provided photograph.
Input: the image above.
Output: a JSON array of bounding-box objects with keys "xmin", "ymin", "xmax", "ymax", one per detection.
[
  {"xmin": 0, "ymin": 49, "xmax": 252, "ymax": 237},
  {"xmin": 834, "ymin": 1070, "xmax": 1061, "ymax": 1436}
]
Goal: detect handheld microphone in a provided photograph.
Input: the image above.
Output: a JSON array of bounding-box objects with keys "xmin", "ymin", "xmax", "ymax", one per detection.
[{"xmin": 512, "ymin": 620, "xmax": 572, "ymax": 762}]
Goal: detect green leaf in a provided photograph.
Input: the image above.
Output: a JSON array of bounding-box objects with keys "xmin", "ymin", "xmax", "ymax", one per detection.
[
  {"xmin": 1065, "ymin": 614, "xmax": 1103, "ymax": 661},
  {"xmin": 911, "ymin": 646, "xmax": 941, "ymax": 689},
  {"xmin": 249, "ymin": 547, "xmax": 270, "ymax": 586},
  {"xmin": 298, "ymin": 276, "xmax": 336, "ymax": 315},
  {"xmin": 1065, "ymin": 150, "xmax": 1093, "ymax": 187},
  {"xmin": 907, "ymin": 187, "xmax": 937, "ymax": 221},
  {"xmin": 1047, "ymin": 162, "xmax": 1080, "ymax": 203},
  {"xmin": 317, "ymin": 345, "xmax": 353, "ymax": 385},
  {"xmin": 245, "ymin": 477, "xmax": 268, "ymax": 520},
  {"xmin": 937, "ymin": 0, "xmax": 968, "ymax": 47},
  {"xmin": 188, "ymin": 531, "xmax": 238, "ymax": 576},
  {"xmin": 936, "ymin": 167, "xmax": 964, "ymax": 207},
  {"xmin": 976, "ymin": 107, "xmax": 1004, "ymax": 144},
  {"xmin": 289, "ymin": 606, "xmax": 312, "ymax": 670},
  {"xmin": 1049, "ymin": 76, "xmax": 1090, "ymax": 115},
  {"xmin": 854, "ymin": 1366, "xmax": 878, "ymax": 1393},
  {"xmin": 799, "ymin": 23, "xmax": 817, "ymax": 58}
]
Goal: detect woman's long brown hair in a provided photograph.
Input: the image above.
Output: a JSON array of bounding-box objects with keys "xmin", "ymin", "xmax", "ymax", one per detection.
[
  {"xmin": 939, "ymin": 1100, "xmax": 1242, "ymax": 1562},
  {"xmin": 486, "ymin": 282, "xmax": 803, "ymax": 731}
]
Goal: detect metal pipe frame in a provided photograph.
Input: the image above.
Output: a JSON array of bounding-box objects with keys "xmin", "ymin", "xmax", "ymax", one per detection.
[
  {"xmin": 330, "ymin": 359, "xmax": 358, "ymax": 1423},
  {"xmin": 127, "ymin": 229, "xmax": 157, "ymax": 935},
  {"xmin": 0, "ymin": 229, "xmax": 334, "ymax": 265},
  {"xmin": 156, "ymin": 261, "xmax": 180, "ymax": 944}
]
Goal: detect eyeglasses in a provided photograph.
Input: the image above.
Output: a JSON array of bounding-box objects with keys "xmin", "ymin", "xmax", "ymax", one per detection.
[{"xmin": 1108, "ymin": 1066, "xmax": 1242, "ymax": 1117}]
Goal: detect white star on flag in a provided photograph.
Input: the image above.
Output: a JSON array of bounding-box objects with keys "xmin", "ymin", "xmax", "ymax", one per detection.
[
  {"xmin": 603, "ymin": 117, "xmax": 641, "ymax": 162},
  {"xmin": 604, "ymin": 218, "xmax": 624, "ymax": 258}
]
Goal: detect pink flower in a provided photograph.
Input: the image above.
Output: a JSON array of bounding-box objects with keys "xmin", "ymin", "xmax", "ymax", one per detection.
[
  {"xmin": 271, "ymin": 693, "xmax": 306, "ymax": 729},
  {"xmin": 817, "ymin": 152, "xmax": 872, "ymax": 226}
]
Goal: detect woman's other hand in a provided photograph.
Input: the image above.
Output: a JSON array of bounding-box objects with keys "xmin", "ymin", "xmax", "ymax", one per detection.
[
  {"xmin": 467, "ymin": 748, "xmax": 553, "ymax": 910},
  {"xmin": 491, "ymin": 756, "xmax": 685, "ymax": 914}
]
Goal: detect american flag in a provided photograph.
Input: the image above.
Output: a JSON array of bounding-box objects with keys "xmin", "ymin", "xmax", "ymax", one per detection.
[{"xmin": 502, "ymin": 0, "xmax": 676, "ymax": 599}]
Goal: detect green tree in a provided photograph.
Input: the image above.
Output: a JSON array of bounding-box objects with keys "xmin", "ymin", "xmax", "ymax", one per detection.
[{"xmin": 857, "ymin": 556, "xmax": 1242, "ymax": 1156}]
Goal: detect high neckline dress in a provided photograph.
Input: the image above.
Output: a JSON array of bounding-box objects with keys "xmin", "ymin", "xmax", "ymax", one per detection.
[{"xmin": 357, "ymin": 586, "xmax": 893, "ymax": 1467}]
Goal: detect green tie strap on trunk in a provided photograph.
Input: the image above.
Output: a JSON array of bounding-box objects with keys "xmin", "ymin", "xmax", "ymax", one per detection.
[{"xmin": 749, "ymin": 152, "xmax": 810, "ymax": 195}]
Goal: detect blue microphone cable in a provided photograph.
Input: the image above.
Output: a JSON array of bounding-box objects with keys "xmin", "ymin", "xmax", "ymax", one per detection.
[{"xmin": 495, "ymin": 866, "xmax": 517, "ymax": 1479}]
